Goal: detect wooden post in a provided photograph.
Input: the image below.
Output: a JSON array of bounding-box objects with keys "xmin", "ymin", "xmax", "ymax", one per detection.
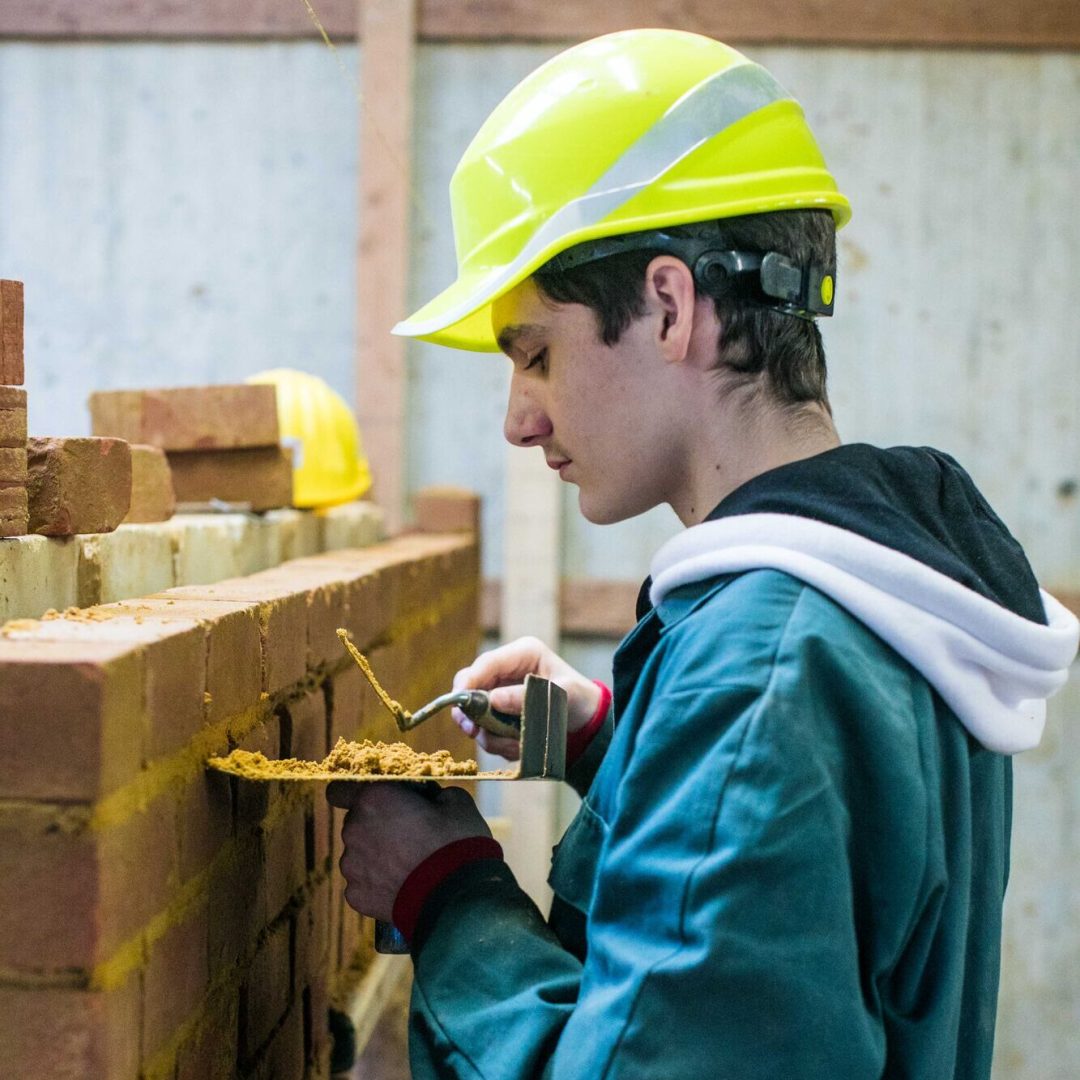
[
  {"xmin": 499, "ymin": 446, "xmax": 563, "ymax": 907},
  {"xmin": 356, "ymin": 0, "xmax": 416, "ymax": 534}
]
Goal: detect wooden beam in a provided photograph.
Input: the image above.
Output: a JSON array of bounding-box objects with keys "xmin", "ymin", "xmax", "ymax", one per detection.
[
  {"xmin": 485, "ymin": 579, "xmax": 1080, "ymax": 641},
  {"xmin": 4, "ymin": 0, "xmax": 1078, "ymax": 49},
  {"xmin": 356, "ymin": 0, "xmax": 416, "ymax": 535}
]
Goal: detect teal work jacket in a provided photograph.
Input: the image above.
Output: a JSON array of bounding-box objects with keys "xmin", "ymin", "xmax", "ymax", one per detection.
[{"xmin": 408, "ymin": 569, "xmax": 1011, "ymax": 1079}]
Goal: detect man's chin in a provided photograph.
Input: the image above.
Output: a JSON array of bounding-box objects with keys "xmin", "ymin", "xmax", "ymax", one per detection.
[{"xmin": 577, "ymin": 489, "xmax": 640, "ymax": 527}]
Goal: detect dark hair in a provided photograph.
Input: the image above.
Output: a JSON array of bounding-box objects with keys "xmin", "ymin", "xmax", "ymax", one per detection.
[{"xmin": 532, "ymin": 209, "xmax": 836, "ymax": 410}]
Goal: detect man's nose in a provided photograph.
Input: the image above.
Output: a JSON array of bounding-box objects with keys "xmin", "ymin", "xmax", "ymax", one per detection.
[{"xmin": 503, "ymin": 373, "xmax": 552, "ymax": 448}]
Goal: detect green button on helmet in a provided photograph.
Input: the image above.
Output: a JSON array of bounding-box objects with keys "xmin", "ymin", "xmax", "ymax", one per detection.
[{"xmin": 394, "ymin": 28, "xmax": 851, "ymax": 352}]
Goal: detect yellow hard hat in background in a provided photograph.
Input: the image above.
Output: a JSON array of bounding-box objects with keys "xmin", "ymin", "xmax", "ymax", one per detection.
[
  {"xmin": 247, "ymin": 369, "xmax": 372, "ymax": 509},
  {"xmin": 394, "ymin": 29, "xmax": 851, "ymax": 353}
]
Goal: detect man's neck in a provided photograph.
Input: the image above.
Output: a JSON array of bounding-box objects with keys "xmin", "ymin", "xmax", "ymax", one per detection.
[{"xmin": 669, "ymin": 398, "xmax": 841, "ymax": 526}]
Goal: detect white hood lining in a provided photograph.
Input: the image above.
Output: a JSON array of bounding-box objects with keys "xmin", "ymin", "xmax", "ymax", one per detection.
[{"xmin": 649, "ymin": 514, "xmax": 1079, "ymax": 754}]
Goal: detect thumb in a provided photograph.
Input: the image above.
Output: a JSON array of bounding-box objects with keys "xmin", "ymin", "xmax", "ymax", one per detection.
[{"xmin": 487, "ymin": 683, "xmax": 525, "ymax": 717}]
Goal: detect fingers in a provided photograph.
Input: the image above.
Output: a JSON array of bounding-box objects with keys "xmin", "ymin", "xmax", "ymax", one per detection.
[{"xmin": 453, "ymin": 636, "xmax": 550, "ymax": 692}]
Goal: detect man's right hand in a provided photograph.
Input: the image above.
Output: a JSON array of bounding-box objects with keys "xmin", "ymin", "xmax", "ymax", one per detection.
[{"xmin": 451, "ymin": 636, "xmax": 603, "ymax": 760}]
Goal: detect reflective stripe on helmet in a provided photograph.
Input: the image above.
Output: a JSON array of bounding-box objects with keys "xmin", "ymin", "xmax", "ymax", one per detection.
[{"xmin": 397, "ymin": 62, "xmax": 786, "ymax": 338}]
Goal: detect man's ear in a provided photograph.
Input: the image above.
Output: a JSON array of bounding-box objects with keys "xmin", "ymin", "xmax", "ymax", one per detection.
[{"xmin": 644, "ymin": 256, "xmax": 697, "ymax": 363}]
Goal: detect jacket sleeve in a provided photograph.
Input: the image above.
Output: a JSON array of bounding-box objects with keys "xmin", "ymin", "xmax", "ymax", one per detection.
[{"xmin": 409, "ymin": 586, "xmax": 923, "ymax": 1079}]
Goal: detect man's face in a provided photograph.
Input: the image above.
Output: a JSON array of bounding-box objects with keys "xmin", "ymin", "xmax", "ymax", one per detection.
[{"xmin": 492, "ymin": 277, "xmax": 684, "ymax": 525}]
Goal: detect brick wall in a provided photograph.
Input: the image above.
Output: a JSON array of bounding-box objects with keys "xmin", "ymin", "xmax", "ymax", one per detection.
[{"xmin": 0, "ymin": 510, "xmax": 480, "ymax": 1079}]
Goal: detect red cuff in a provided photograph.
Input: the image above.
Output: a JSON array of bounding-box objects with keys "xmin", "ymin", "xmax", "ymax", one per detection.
[
  {"xmin": 392, "ymin": 835, "xmax": 504, "ymax": 944},
  {"xmin": 565, "ymin": 680, "xmax": 612, "ymax": 766}
]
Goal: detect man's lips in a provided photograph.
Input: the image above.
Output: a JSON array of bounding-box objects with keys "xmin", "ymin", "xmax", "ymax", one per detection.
[{"xmin": 547, "ymin": 458, "xmax": 571, "ymax": 473}]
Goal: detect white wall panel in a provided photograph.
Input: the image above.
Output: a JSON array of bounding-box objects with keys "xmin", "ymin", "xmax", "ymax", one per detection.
[{"xmin": 0, "ymin": 42, "xmax": 359, "ymax": 439}]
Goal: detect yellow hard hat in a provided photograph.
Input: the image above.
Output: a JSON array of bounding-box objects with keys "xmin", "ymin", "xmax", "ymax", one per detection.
[
  {"xmin": 394, "ymin": 29, "xmax": 850, "ymax": 353},
  {"xmin": 247, "ymin": 369, "xmax": 372, "ymax": 509}
]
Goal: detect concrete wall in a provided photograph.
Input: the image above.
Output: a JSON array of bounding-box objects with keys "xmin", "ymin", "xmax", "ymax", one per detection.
[{"xmin": 1, "ymin": 37, "xmax": 1078, "ymax": 1076}]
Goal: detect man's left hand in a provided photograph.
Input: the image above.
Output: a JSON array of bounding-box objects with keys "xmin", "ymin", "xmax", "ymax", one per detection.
[{"xmin": 326, "ymin": 782, "xmax": 491, "ymax": 923}]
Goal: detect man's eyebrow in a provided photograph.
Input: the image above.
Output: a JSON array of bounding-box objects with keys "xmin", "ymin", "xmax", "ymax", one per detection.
[{"xmin": 496, "ymin": 323, "xmax": 545, "ymax": 356}]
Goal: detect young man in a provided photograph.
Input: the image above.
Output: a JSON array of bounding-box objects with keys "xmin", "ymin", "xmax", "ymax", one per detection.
[{"xmin": 328, "ymin": 30, "xmax": 1079, "ymax": 1078}]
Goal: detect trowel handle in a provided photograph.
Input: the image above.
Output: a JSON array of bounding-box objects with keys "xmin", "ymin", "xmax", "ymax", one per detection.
[
  {"xmin": 375, "ymin": 920, "xmax": 410, "ymax": 954},
  {"xmin": 457, "ymin": 690, "xmax": 522, "ymax": 740},
  {"xmin": 373, "ymin": 780, "xmax": 441, "ymax": 955}
]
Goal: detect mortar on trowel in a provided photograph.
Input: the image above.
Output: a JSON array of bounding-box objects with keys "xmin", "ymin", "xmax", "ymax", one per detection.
[{"xmin": 209, "ymin": 629, "xmax": 568, "ymax": 952}]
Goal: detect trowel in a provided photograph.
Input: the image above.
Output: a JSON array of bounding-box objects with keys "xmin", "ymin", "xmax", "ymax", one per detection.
[{"xmin": 208, "ymin": 673, "xmax": 567, "ymax": 952}]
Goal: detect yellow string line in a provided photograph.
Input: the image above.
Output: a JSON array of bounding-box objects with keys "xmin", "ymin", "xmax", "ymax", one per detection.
[{"xmin": 297, "ymin": 0, "xmax": 436, "ymax": 236}]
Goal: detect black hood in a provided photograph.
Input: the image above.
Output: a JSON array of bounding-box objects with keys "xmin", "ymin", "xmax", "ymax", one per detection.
[{"xmin": 638, "ymin": 444, "xmax": 1045, "ymax": 624}]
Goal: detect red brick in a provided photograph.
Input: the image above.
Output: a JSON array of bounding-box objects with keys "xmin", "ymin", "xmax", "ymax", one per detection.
[
  {"xmin": 0, "ymin": 797, "xmax": 176, "ymax": 973},
  {"xmin": 112, "ymin": 595, "xmax": 261, "ymax": 725},
  {"xmin": 166, "ymin": 577, "xmax": 308, "ymax": 695},
  {"xmin": 0, "ymin": 402, "xmax": 27, "ymax": 447},
  {"xmin": 0, "ymin": 975, "xmax": 140, "ymax": 1080},
  {"xmin": 296, "ymin": 878, "xmax": 331, "ymax": 984},
  {"xmin": 167, "ymin": 445, "xmax": 292, "ymax": 512},
  {"xmin": 124, "ymin": 444, "xmax": 176, "ymax": 523},
  {"xmin": 255, "ymin": 999, "xmax": 306, "ymax": 1080},
  {"xmin": 2, "ymin": 609, "xmax": 206, "ymax": 761},
  {"xmin": 265, "ymin": 799, "xmax": 307, "ymax": 918},
  {"xmin": 208, "ymin": 832, "xmax": 267, "ymax": 978},
  {"xmin": 288, "ymin": 688, "xmax": 328, "ymax": 762},
  {"xmin": 143, "ymin": 899, "xmax": 210, "ymax": 1059},
  {"xmin": 0, "ymin": 444, "xmax": 27, "ymax": 483},
  {"xmin": 0, "ymin": 279, "xmax": 24, "ymax": 385},
  {"xmin": 0, "ymin": 482, "xmax": 28, "ymax": 536},
  {"xmin": 176, "ymin": 996, "xmax": 239, "ymax": 1080},
  {"xmin": 242, "ymin": 918, "xmax": 293, "ymax": 1059},
  {"xmin": 89, "ymin": 383, "xmax": 279, "ymax": 452},
  {"xmin": 0, "ymin": 638, "xmax": 144, "ymax": 801},
  {"xmin": 26, "ymin": 436, "xmax": 132, "ymax": 535},
  {"xmin": 413, "ymin": 485, "xmax": 481, "ymax": 534},
  {"xmin": 305, "ymin": 973, "xmax": 332, "ymax": 1078},
  {"xmin": 177, "ymin": 768, "xmax": 233, "ymax": 884}
]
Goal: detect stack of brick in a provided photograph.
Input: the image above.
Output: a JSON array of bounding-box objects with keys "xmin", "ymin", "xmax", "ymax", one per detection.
[
  {"xmin": 89, "ymin": 385, "xmax": 293, "ymax": 512},
  {"xmin": 0, "ymin": 493, "xmax": 481, "ymax": 1080},
  {"xmin": 0, "ymin": 280, "xmax": 27, "ymax": 537}
]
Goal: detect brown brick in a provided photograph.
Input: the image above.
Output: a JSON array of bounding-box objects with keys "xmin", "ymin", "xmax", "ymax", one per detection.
[
  {"xmin": 176, "ymin": 996, "xmax": 239, "ymax": 1080},
  {"xmin": 165, "ymin": 577, "xmax": 308, "ymax": 695},
  {"xmin": 296, "ymin": 877, "xmax": 331, "ymax": 983},
  {"xmin": 0, "ymin": 482, "xmax": 27, "ymax": 536},
  {"xmin": 177, "ymin": 768, "xmax": 233, "ymax": 884},
  {"xmin": 3, "ymin": 608, "xmax": 205, "ymax": 761},
  {"xmin": 413, "ymin": 485, "xmax": 481, "ymax": 534},
  {"xmin": 242, "ymin": 918, "xmax": 293, "ymax": 1059},
  {"xmin": 143, "ymin": 898, "xmax": 210, "ymax": 1060},
  {"xmin": 124, "ymin": 443, "xmax": 176, "ymax": 523},
  {"xmin": 288, "ymin": 688, "xmax": 328, "ymax": 762},
  {"xmin": 167, "ymin": 445, "xmax": 292, "ymax": 512},
  {"xmin": 26, "ymin": 436, "xmax": 132, "ymax": 536},
  {"xmin": 0, "ymin": 797, "xmax": 176, "ymax": 973},
  {"xmin": 305, "ymin": 972, "xmax": 332, "ymax": 1078},
  {"xmin": 89, "ymin": 383, "xmax": 279, "ymax": 452},
  {"xmin": 255, "ymin": 999, "xmax": 306, "ymax": 1080},
  {"xmin": 208, "ymin": 831, "xmax": 267, "ymax": 978},
  {"xmin": 265, "ymin": 799, "xmax": 308, "ymax": 919},
  {"xmin": 0, "ymin": 975, "xmax": 140, "ymax": 1080},
  {"xmin": 0, "ymin": 444, "xmax": 27, "ymax": 484},
  {"xmin": 0, "ymin": 404, "xmax": 27, "ymax": 447},
  {"xmin": 0, "ymin": 638, "xmax": 144, "ymax": 801},
  {"xmin": 113, "ymin": 595, "xmax": 261, "ymax": 725},
  {"xmin": 0, "ymin": 384, "xmax": 25, "ymax": 409},
  {"xmin": 0, "ymin": 280, "xmax": 24, "ymax": 386}
]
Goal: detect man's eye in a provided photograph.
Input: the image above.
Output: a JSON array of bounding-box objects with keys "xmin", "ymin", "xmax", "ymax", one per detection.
[{"xmin": 525, "ymin": 349, "xmax": 548, "ymax": 372}]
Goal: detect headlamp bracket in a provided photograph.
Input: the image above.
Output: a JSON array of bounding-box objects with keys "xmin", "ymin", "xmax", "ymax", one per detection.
[{"xmin": 544, "ymin": 225, "xmax": 835, "ymax": 320}]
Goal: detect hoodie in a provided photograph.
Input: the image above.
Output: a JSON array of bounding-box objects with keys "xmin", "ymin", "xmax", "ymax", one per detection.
[{"xmin": 648, "ymin": 444, "xmax": 1079, "ymax": 753}]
